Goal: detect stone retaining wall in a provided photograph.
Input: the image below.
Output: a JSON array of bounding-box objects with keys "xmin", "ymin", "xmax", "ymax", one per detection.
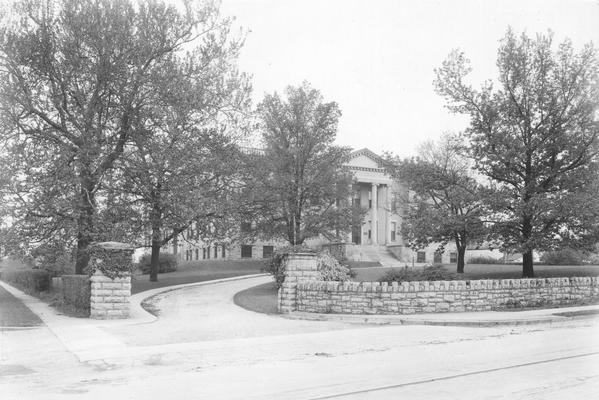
[
  {"xmin": 90, "ymin": 271, "xmax": 131, "ymax": 319},
  {"xmin": 295, "ymin": 277, "xmax": 599, "ymax": 314}
]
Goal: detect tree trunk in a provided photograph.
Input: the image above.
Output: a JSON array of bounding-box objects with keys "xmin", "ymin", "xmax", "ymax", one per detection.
[
  {"xmin": 521, "ymin": 214, "xmax": 534, "ymax": 277},
  {"xmin": 522, "ymin": 249, "xmax": 534, "ymax": 278},
  {"xmin": 150, "ymin": 229, "xmax": 161, "ymax": 282},
  {"xmin": 75, "ymin": 180, "xmax": 96, "ymax": 274},
  {"xmin": 150, "ymin": 204, "xmax": 162, "ymax": 282},
  {"xmin": 457, "ymin": 245, "xmax": 466, "ymax": 274}
]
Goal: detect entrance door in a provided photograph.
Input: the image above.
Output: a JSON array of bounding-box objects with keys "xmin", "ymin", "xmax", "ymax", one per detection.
[{"xmin": 352, "ymin": 225, "xmax": 361, "ymax": 244}]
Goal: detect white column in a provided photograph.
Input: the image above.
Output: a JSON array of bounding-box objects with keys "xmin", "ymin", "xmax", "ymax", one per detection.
[
  {"xmin": 386, "ymin": 185, "xmax": 391, "ymax": 244},
  {"xmin": 371, "ymin": 183, "xmax": 378, "ymax": 245}
]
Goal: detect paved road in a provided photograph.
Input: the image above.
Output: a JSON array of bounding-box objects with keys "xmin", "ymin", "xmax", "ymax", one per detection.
[
  {"xmin": 0, "ymin": 285, "xmax": 42, "ymax": 329},
  {"xmin": 2, "ymin": 276, "xmax": 598, "ymax": 399}
]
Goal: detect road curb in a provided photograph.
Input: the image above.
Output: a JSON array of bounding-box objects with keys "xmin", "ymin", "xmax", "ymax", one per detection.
[{"xmin": 280, "ymin": 305, "xmax": 599, "ymax": 327}]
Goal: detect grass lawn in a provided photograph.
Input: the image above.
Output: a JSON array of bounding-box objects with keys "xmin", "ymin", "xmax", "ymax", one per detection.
[
  {"xmin": 234, "ymin": 281, "xmax": 278, "ymax": 314},
  {"xmin": 131, "ymin": 259, "xmax": 266, "ymax": 294},
  {"xmin": 354, "ymin": 263, "xmax": 599, "ymax": 282}
]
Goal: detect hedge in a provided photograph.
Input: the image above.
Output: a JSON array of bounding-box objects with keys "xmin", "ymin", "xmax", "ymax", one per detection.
[
  {"xmin": 138, "ymin": 253, "xmax": 178, "ymax": 274},
  {"xmin": 1, "ymin": 269, "xmax": 51, "ymax": 293},
  {"xmin": 61, "ymin": 275, "xmax": 91, "ymax": 315}
]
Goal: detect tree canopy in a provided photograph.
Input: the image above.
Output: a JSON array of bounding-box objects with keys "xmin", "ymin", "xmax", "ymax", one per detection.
[
  {"xmin": 385, "ymin": 134, "xmax": 486, "ymax": 273},
  {"xmin": 435, "ymin": 29, "xmax": 599, "ymax": 277},
  {"xmin": 248, "ymin": 83, "xmax": 359, "ymax": 245},
  {"xmin": 0, "ymin": 0, "xmax": 249, "ymax": 273}
]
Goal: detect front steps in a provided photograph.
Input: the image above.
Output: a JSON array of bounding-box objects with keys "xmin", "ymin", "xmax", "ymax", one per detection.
[{"xmin": 346, "ymin": 245, "xmax": 404, "ymax": 267}]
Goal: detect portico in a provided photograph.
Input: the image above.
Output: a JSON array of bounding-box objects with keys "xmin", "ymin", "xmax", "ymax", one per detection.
[{"xmin": 344, "ymin": 148, "xmax": 401, "ymax": 248}]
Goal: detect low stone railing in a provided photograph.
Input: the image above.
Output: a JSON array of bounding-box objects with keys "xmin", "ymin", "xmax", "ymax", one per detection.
[{"xmin": 294, "ymin": 277, "xmax": 599, "ymax": 314}]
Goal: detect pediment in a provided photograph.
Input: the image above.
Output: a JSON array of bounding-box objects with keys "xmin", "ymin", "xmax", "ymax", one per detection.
[{"xmin": 345, "ymin": 148, "xmax": 383, "ymax": 169}]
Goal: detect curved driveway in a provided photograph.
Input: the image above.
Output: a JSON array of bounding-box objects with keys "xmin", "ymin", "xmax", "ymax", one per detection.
[{"xmin": 103, "ymin": 275, "xmax": 360, "ymax": 346}]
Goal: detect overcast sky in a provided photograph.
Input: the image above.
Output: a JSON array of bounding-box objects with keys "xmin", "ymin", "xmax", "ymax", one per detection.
[{"xmin": 220, "ymin": 0, "xmax": 599, "ymax": 157}]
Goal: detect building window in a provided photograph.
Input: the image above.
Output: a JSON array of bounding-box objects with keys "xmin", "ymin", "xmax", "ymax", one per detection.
[
  {"xmin": 391, "ymin": 222, "xmax": 396, "ymax": 242},
  {"xmin": 203, "ymin": 248, "xmax": 206, "ymax": 259},
  {"xmin": 417, "ymin": 251, "xmax": 426, "ymax": 263},
  {"xmin": 263, "ymin": 245, "xmax": 274, "ymax": 259},
  {"xmin": 434, "ymin": 252, "xmax": 442, "ymax": 264},
  {"xmin": 214, "ymin": 244, "xmax": 218, "ymax": 259},
  {"xmin": 368, "ymin": 229, "xmax": 371, "ymax": 239},
  {"xmin": 241, "ymin": 245, "xmax": 252, "ymax": 258},
  {"xmin": 450, "ymin": 252, "xmax": 457, "ymax": 263},
  {"xmin": 206, "ymin": 246, "xmax": 210, "ymax": 259},
  {"xmin": 222, "ymin": 244, "xmax": 226, "ymax": 258},
  {"xmin": 195, "ymin": 249, "xmax": 199, "ymax": 261}
]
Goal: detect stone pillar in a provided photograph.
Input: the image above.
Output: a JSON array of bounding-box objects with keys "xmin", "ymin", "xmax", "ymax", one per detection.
[
  {"xmin": 88, "ymin": 242, "xmax": 134, "ymax": 319},
  {"xmin": 277, "ymin": 252, "xmax": 319, "ymax": 313},
  {"xmin": 371, "ymin": 183, "xmax": 378, "ymax": 244}
]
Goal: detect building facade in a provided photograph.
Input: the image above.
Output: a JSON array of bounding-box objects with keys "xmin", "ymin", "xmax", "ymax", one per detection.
[{"xmin": 163, "ymin": 147, "xmax": 474, "ymax": 265}]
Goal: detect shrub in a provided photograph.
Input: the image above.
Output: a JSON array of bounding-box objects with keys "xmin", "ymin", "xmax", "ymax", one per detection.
[
  {"xmin": 379, "ymin": 266, "xmax": 457, "ymax": 283},
  {"xmin": 61, "ymin": 275, "xmax": 91, "ymax": 315},
  {"xmin": 468, "ymin": 256, "xmax": 503, "ymax": 264},
  {"xmin": 264, "ymin": 246, "xmax": 354, "ymax": 288},
  {"xmin": 540, "ymin": 249, "xmax": 584, "ymax": 265},
  {"xmin": 317, "ymin": 253, "xmax": 355, "ymax": 282},
  {"xmin": 138, "ymin": 253, "xmax": 178, "ymax": 274},
  {"xmin": 29, "ymin": 242, "xmax": 76, "ymax": 276},
  {"xmin": 264, "ymin": 245, "xmax": 316, "ymax": 289},
  {"xmin": 1, "ymin": 268, "xmax": 51, "ymax": 293}
]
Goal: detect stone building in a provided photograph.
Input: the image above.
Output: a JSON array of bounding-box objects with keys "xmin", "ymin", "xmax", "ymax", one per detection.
[{"xmin": 164, "ymin": 147, "xmax": 470, "ymax": 266}]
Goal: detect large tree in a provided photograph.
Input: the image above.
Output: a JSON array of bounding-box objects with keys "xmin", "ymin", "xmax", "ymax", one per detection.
[
  {"xmin": 0, "ymin": 0, "xmax": 239, "ymax": 273},
  {"xmin": 249, "ymin": 83, "xmax": 358, "ymax": 245},
  {"xmin": 385, "ymin": 134, "xmax": 486, "ymax": 273},
  {"xmin": 435, "ymin": 29, "xmax": 599, "ymax": 277}
]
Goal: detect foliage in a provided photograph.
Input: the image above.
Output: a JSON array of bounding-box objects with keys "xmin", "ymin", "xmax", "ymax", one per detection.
[
  {"xmin": 434, "ymin": 29, "xmax": 599, "ymax": 277},
  {"xmin": 115, "ymin": 8, "xmax": 252, "ymax": 282},
  {"xmin": 61, "ymin": 275, "xmax": 91, "ymax": 314},
  {"xmin": 29, "ymin": 243, "xmax": 75, "ymax": 276},
  {"xmin": 468, "ymin": 256, "xmax": 503, "ymax": 264},
  {"xmin": 87, "ymin": 244, "xmax": 134, "ymax": 279},
  {"xmin": 264, "ymin": 246, "xmax": 354, "ymax": 288},
  {"xmin": 263, "ymin": 245, "xmax": 316, "ymax": 288},
  {"xmin": 138, "ymin": 253, "xmax": 178, "ymax": 274},
  {"xmin": 379, "ymin": 266, "xmax": 457, "ymax": 283},
  {"xmin": 385, "ymin": 134, "xmax": 487, "ymax": 273},
  {"xmin": 317, "ymin": 252, "xmax": 355, "ymax": 282},
  {"xmin": 247, "ymin": 83, "xmax": 361, "ymax": 245},
  {"xmin": 0, "ymin": 268, "xmax": 51, "ymax": 293},
  {"xmin": 540, "ymin": 249, "xmax": 585, "ymax": 265},
  {"xmin": 0, "ymin": 0, "xmax": 245, "ymax": 274}
]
